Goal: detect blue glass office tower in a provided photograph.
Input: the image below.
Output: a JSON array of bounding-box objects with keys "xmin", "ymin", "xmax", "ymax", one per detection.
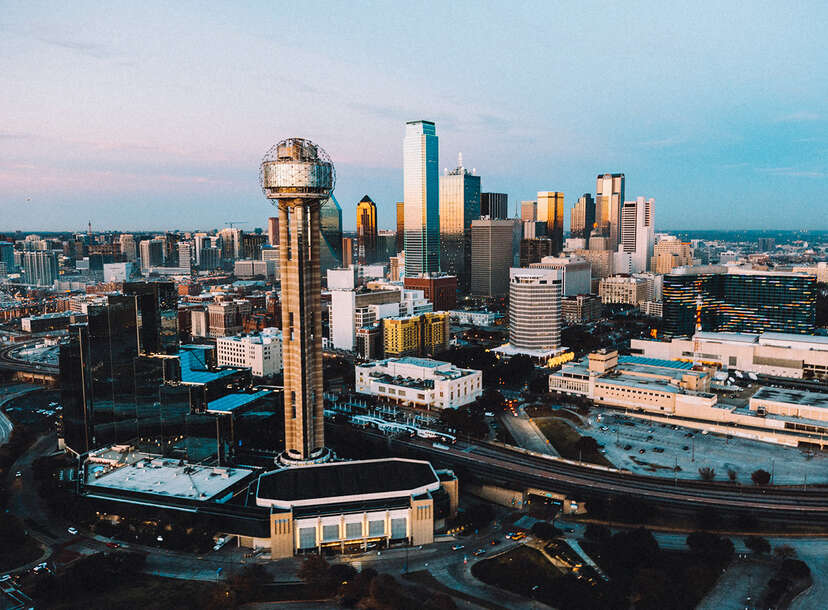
[{"xmin": 403, "ymin": 120, "xmax": 439, "ymax": 277}]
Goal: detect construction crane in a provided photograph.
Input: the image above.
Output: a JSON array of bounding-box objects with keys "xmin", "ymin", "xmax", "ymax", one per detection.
[{"xmin": 226, "ymin": 221, "xmax": 248, "ymax": 229}]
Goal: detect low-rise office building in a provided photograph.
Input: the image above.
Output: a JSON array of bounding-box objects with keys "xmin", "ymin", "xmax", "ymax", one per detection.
[
  {"xmin": 630, "ymin": 331, "xmax": 828, "ymax": 380},
  {"xmin": 355, "ymin": 356, "xmax": 482, "ymax": 410},
  {"xmin": 447, "ymin": 310, "xmax": 503, "ymax": 327},
  {"xmin": 216, "ymin": 328, "xmax": 282, "ymax": 377},
  {"xmin": 22, "ymin": 311, "xmax": 87, "ymax": 332}
]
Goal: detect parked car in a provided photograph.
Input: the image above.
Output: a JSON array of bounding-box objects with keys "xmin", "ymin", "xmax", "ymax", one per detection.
[
  {"xmin": 67, "ymin": 527, "xmax": 78, "ymax": 535},
  {"xmin": 451, "ymin": 544, "xmax": 464, "ymax": 551},
  {"xmin": 473, "ymin": 548, "xmax": 486, "ymax": 556}
]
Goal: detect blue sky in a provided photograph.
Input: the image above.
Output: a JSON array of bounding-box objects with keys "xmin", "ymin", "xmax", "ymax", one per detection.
[{"xmin": 1, "ymin": 1, "xmax": 826, "ymax": 232}]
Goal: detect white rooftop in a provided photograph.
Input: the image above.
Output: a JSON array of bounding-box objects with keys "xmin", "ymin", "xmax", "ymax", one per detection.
[{"xmin": 87, "ymin": 453, "xmax": 253, "ymax": 501}]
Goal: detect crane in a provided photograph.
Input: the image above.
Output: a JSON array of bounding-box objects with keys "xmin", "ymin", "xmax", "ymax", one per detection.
[{"xmin": 226, "ymin": 221, "xmax": 248, "ymax": 229}]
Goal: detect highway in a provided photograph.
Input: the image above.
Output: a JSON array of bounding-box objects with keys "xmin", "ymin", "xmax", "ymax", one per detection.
[
  {"xmin": 0, "ymin": 341, "xmax": 59, "ymax": 375},
  {"xmin": 331, "ymin": 423, "xmax": 828, "ymax": 522}
]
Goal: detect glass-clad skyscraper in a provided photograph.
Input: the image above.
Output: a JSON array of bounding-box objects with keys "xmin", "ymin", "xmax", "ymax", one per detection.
[
  {"xmin": 439, "ymin": 155, "xmax": 480, "ymax": 293},
  {"xmin": 663, "ymin": 266, "xmax": 816, "ymax": 337},
  {"xmin": 404, "ymin": 120, "xmax": 439, "ymax": 277},
  {"xmin": 319, "ymin": 194, "xmax": 343, "ymax": 280},
  {"xmin": 356, "ymin": 195, "xmax": 378, "ymax": 264}
]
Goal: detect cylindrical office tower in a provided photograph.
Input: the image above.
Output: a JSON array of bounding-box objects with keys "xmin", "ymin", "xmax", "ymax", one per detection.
[{"xmin": 261, "ymin": 138, "xmax": 335, "ymax": 465}]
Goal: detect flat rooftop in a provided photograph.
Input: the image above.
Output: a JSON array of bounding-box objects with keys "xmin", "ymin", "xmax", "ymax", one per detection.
[
  {"xmin": 596, "ymin": 374, "xmax": 681, "ymax": 394},
  {"xmin": 87, "ymin": 453, "xmax": 253, "ymax": 501},
  {"xmin": 618, "ymin": 355, "xmax": 694, "ymax": 370},
  {"xmin": 695, "ymin": 331, "xmax": 760, "ymax": 344},
  {"xmin": 257, "ymin": 458, "xmax": 439, "ymax": 507},
  {"xmin": 179, "ymin": 345, "xmax": 242, "ymax": 384},
  {"xmin": 752, "ymin": 386, "xmax": 828, "ymax": 409},
  {"xmin": 206, "ymin": 390, "xmax": 273, "ymax": 414}
]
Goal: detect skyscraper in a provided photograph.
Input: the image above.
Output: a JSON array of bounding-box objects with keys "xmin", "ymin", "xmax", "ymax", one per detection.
[
  {"xmin": 267, "ymin": 217, "xmax": 279, "ymax": 246},
  {"xmin": 22, "ymin": 251, "xmax": 57, "ymax": 286},
  {"xmin": 620, "ymin": 197, "xmax": 655, "ymax": 273},
  {"xmin": 537, "ymin": 191, "xmax": 564, "ymax": 254},
  {"xmin": 520, "ymin": 200, "xmax": 537, "ymax": 222},
  {"xmin": 595, "ymin": 173, "xmax": 625, "ymax": 248},
  {"xmin": 481, "ymin": 192, "xmax": 508, "ymax": 220},
  {"xmin": 403, "ymin": 120, "xmax": 439, "ymax": 277},
  {"xmin": 470, "ymin": 219, "xmax": 519, "ymax": 297},
  {"xmin": 395, "ymin": 201, "xmax": 404, "ymax": 254},
  {"xmin": 508, "ymin": 268, "xmax": 562, "ymax": 354},
  {"xmin": 319, "ymin": 194, "xmax": 343, "ymax": 278},
  {"xmin": 139, "ymin": 239, "xmax": 164, "ymax": 272},
  {"xmin": 261, "ymin": 138, "xmax": 334, "ymax": 464},
  {"xmin": 119, "ymin": 234, "xmax": 137, "ymax": 261},
  {"xmin": 356, "ymin": 195, "xmax": 378, "ymax": 264},
  {"xmin": 439, "ymin": 153, "xmax": 481, "ymax": 292},
  {"xmin": 570, "ymin": 193, "xmax": 596, "ymax": 239},
  {"xmin": 651, "ymin": 237, "xmax": 693, "ymax": 274}
]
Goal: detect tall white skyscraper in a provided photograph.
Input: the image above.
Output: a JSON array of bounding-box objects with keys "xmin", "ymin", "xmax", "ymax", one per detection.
[
  {"xmin": 403, "ymin": 120, "xmax": 439, "ymax": 277},
  {"xmin": 508, "ymin": 267, "xmax": 562, "ymax": 354},
  {"xmin": 620, "ymin": 196, "xmax": 655, "ymax": 273}
]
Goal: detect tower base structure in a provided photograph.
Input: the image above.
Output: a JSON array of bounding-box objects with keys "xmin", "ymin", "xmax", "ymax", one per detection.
[{"xmin": 276, "ymin": 446, "xmax": 334, "ymax": 467}]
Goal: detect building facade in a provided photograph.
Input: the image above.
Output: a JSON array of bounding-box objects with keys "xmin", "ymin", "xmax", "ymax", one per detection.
[
  {"xmin": 355, "ymin": 357, "xmax": 482, "ymax": 410},
  {"xmin": 662, "ymin": 266, "xmax": 816, "ymax": 337},
  {"xmin": 480, "ymin": 192, "xmax": 508, "ymax": 220},
  {"xmin": 403, "ymin": 121, "xmax": 439, "ymax": 277},
  {"xmin": 536, "ymin": 191, "xmax": 564, "ymax": 254},
  {"xmin": 356, "ymin": 195, "xmax": 378, "ymax": 264},
  {"xmin": 651, "ymin": 237, "xmax": 693, "ymax": 274},
  {"xmin": 216, "ymin": 329, "xmax": 283, "ymax": 377},
  {"xmin": 439, "ymin": 155, "xmax": 480, "ymax": 292},
  {"xmin": 595, "ymin": 173, "xmax": 625, "ymax": 249},
  {"xmin": 620, "ymin": 197, "xmax": 654, "ymax": 273},
  {"xmin": 508, "ymin": 268, "xmax": 562, "ymax": 354},
  {"xmin": 403, "ymin": 275, "xmax": 457, "ymax": 312},
  {"xmin": 570, "ymin": 193, "xmax": 596, "ymax": 239},
  {"xmin": 470, "ymin": 219, "xmax": 518, "ymax": 297},
  {"xmin": 383, "ymin": 312, "xmax": 449, "ymax": 358}
]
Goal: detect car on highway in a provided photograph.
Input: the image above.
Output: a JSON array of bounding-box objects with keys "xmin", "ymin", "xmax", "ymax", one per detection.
[
  {"xmin": 0, "ymin": 574, "xmax": 10, "ymax": 583},
  {"xmin": 106, "ymin": 542, "xmax": 120, "ymax": 549},
  {"xmin": 15, "ymin": 471, "xmax": 21, "ymax": 478},
  {"xmin": 472, "ymin": 548, "xmax": 486, "ymax": 556},
  {"xmin": 489, "ymin": 539, "xmax": 500, "ymax": 545},
  {"xmin": 67, "ymin": 527, "xmax": 78, "ymax": 535},
  {"xmin": 451, "ymin": 544, "xmax": 464, "ymax": 551},
  {"xmin": 639, "ymin": 448, "xmax": 646, "ymax": 454},
  {"xmin": 653, "ymin": 447, "xmax": 664, "ymax": 453}
]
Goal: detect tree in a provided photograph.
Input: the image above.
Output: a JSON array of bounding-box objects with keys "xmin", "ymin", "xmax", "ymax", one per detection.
[
  {"xmin": 727, "ymin": 468, "xmax": 737, "ymax": 482},
  {"xmin": 686, "ymin": 531, "xmax": 735, "ymax": 564},
  {"xmin": 751, "ymin": 469, "xmax": 771, "ymax": 486},
  {"xmin": 297, "ymin": 554, "xmax": 330, "ymax": 585},
  {"xmin": 698, "ymin": 466, "xmax": 716, "ymax": 481},
  {"xmin": 744, "ymin": 536, "xmax": 771, "ymax": 555},
  {"xmin": 574, "ymin": 436, "xmax": 599, "ymax": 458},
  {"xmin": 773, "ymin": 544, "xmax": 796, "ymax": 559},
  {"xmin": 584, "ymin": 523, "xmax": 611, "ymax": 544}
]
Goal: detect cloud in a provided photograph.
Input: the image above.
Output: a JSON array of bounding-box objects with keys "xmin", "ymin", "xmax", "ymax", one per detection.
[
  {"xmin": 34, "ymin": 35, "xmax": 118, "ymax": 59},
  {"xmin": 0, "ymin": 131, "xmax": 34, "ymax": 140},
  {"xmin": 638, "ymin": 136, "xmax": 685, "ymax": 149},
  {"xmin": 757, "ymin": 166, "xmax": 825, "ymax": 178}
]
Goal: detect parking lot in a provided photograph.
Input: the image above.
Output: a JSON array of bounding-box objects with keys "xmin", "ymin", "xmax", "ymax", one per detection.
[{"xmin": 575, "ymin": 408, "xmax": 828, "ymax": 485}]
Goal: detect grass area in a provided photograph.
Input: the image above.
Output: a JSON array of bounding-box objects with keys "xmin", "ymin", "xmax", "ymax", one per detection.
[
  {"xmin": 0, "ymin": 535, "xmax": 42, "ymax": 572},
  {"xmin": 472, "ymin": 546, "xmax": 559, "ymax": 591},
  {"xmin": 535, "ymin": 418, "xmax": 613, "ymax": 468},
  {"xmin": 47, "ymin": 575, "xmax": 218, "ymax": 610}
]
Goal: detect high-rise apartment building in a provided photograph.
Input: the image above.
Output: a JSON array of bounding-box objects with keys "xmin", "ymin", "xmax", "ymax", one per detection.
[
  {"xmin": 22, "ymin": 251, "xmax": 58, "ymax": 286},
  {"xmin": 382, "ymin": 312, "xmax": 449, "ymax": 358},
  {"xmin": 356, "ymin": 195, "xmax": 378, "ymax": 264},
  {"xmin": 395, "ymin": 201, "xmax": 405, "ymax": 254},
  {"xmin": 139, "ymin": 239, "xmax": 165, "ymax": 273},
  {"xmin": 651, "ymin": 237, "xmax": 693, "ymax": 274},
  {"xmin": 267, "ymin": 217, "xmax": 279, "ymax": 246},
  {"xmin": 620, "ymin": 196, "xmax": 655, "ymax": 273},
  {"xmin": 218, "ymin": 227, "xmax": 242, "ymax": 259},
  {"xmin": 508, "ymin": 268, "xmax": 562, "ymax": 354},
  {"xmin": 519, "ymin": 238, "xmax": 554, "ymax": 267},
  {"xmin": 595, "ymin": 173, "xmax": 625, "ymax": 248},
  {"xmin": 662, "ymin": 266, "xmax": 817, "ymax": 337},
  {"xmin": 177, "ymin": 242, "xmax": 193, "ymax": 271},
  {"xmin": 261, "ymin": 138, "xmax": 333, "ymax": 463},
  {"xmin": 470, "ymin": 219, "xmax": 519, "ymax": 297},
  {"xmin": 481, "ymin": 192, "xmax": 508, "ymax": 220},
  {"xmin": 241, "ymin": 233, "xmax": 267, "ymax": 260},
  {"xmin": 0, "ymin": 242, "xmax": 15, "ymax": 273},
  {"xmin": 598, "ymin": 275, "xmax": 649, "ymax": 305},
  {"xmin": 570, "ymin": 193, "xmax": 596, "ymax": 239},
  {"xmin": 404, "ymin": 120, "xmax": 439, "ymax": 277},
  {"xmin": 119, "ymin": 234, "xmax": 137, "ymax": 261},
  {"xmin": 536, "ymin": 191, "xmax": 564, "ymax": 254},
  {"xmin": 439, "ymin": 154, "xmax": 480, "ymax": 292}
]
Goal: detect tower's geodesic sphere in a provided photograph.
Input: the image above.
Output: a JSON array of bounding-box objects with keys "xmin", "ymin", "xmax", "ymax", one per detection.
[{"xmin": 260, "ymin": 138, "xmax": 335, "ymax": 201}]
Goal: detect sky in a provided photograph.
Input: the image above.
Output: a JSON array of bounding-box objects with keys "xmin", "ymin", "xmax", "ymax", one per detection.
[{"xmin": 1, "ymin": 1, "xmax": 826, "ymax": 233}]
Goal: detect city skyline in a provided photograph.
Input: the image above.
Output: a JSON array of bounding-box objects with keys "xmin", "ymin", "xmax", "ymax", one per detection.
[{"xmin": 2, "ymin": 3, "xmax": 827, "ymax": 232}]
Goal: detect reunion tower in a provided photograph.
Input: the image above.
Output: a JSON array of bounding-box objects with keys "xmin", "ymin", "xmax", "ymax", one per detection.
[{"xmin": 261, "ymin": 139, "xmax": 334, "ymax": 465}]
